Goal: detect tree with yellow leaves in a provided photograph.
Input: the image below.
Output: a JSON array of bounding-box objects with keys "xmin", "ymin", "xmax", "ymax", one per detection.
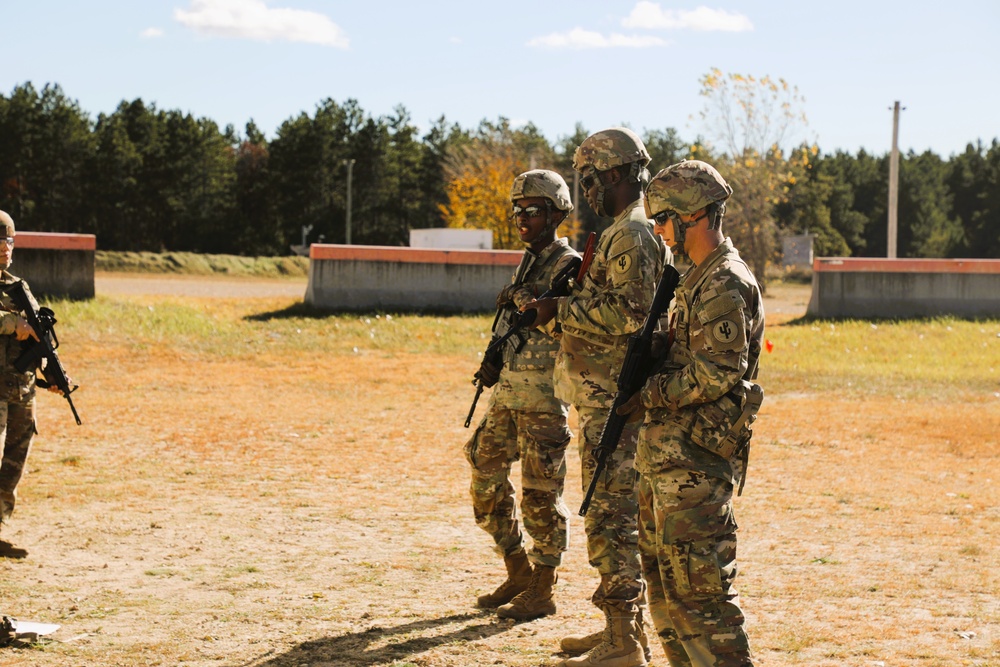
[
  {"xmin": 439, "ymin": 119, "xmax": 572, "ymax": 249},
  {"xmin": 696, "ymin": 69, "xmax": 814, "ymax": 286}
]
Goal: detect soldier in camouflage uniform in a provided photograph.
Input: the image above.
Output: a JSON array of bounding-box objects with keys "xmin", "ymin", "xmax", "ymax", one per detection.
[
  {"xmin": 618, "ymin": 161, "xmax": 764, "ymax": 667},
  {"xmin": 0, "ymin": 210, "xmax": 57, "ymax": 544},
  {"xmin": 465, "ymin": 170, "xmax": 581, "ymax": 621},
  {"xmin": 526, "ymin": 128, "xmax": 669, "ymax": 667}
]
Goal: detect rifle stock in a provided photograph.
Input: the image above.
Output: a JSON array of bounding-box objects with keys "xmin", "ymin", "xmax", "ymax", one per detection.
[
  {"xmin": 579, "ymin": 264, "xmax": 680, "ymax": 516},
  {"xmin": 2, "ymin": 280, "xmax": 81, "ymax": 425}
]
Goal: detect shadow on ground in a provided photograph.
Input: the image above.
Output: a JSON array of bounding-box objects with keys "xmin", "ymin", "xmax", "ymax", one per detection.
[
  {"xmin": 0, "ymin": 540, "xmax": 27, "ymax": 559},
  {"xmin": 234, "ymin": 611, "xmax": 511, "ymax": 667},
  {"xmin": 246, "ymin": 303, "xmax": 491, "ymax": 321}
]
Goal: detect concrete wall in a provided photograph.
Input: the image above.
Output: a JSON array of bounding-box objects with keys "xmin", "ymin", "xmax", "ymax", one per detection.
[
  {"xmin": 305, "ymin": 244, "xmax": 522, "ymax": 312},
  {"xmin": 807, "ymin": 257, "xmax": 1000, "ymax": 318},
  {"xmin": 11, "ymin": 232, "xmax": 96, "ymax": 300}
]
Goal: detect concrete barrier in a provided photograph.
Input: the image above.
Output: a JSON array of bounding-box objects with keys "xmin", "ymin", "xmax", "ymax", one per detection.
[
  {"xmin": 807, "ymin": 257, "xmax": 1000, "ymax": 318},
  {"xmin": 305, "ymin": 244, "xmax": 523, "ymax": 312},
  {"xmin": 11, "ymin": 232, "xmax": 96, "ymax": 300}
]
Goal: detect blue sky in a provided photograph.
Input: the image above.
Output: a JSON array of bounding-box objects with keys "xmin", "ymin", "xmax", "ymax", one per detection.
[{"xmin": 4, "ymin": 1, "xmax": 997, "ymax": 158}]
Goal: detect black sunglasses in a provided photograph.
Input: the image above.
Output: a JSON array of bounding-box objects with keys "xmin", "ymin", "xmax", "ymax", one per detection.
[{"xmin": 512, "ymin": 204, "xmax": 546, "ymax": 218}]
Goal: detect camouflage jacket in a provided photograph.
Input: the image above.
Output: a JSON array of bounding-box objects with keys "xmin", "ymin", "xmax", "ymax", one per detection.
[
  {"xmin": 636, "ymin": 239, "xmax": 764, "ymax": 483},
  {"xmin": 554, "ymin": 199, "xmax": 668, "ymax": 408},
  {"xmin": 0, "ymin": 271, "xmax": 39, "ymax": 403},
  {"xmin": 490, "ymin": 238, "xmax": 580, "ymax": 414}
]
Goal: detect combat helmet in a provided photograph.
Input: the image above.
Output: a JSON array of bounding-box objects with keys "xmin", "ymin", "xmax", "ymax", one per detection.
[
  {"xmin": 0, "ymin": 211, "xmax": 14, "ymax": 238},
  {"xmin": 573, "ymin": 128, "xmax": 651, "ymax": 216},
  {"xmin": 510, "ymin": 169, "xmax": 574, "ymax": 214},
  {"xmin": 645, "ymin": 160, "xmax": 732, "ymax": 219},
  {"xmin": 572, "ymin": 127, "xmax": 651, "ymax": 174},
  {"xmin": 645, "ymin": 160, "xmax": 733, "ymax": 258}
]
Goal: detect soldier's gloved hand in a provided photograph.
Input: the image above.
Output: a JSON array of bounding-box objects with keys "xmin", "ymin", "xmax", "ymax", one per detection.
[
  {"xmin": 496, "ymin": 284, "xmax": 518, "ymax": 309},
  {"xmin": 615, "ymin": 392, "xmax": 645, "ymax": 423},
  {"xmin": 14, "ymin": 317, "xmax": 38, "ymax": 342},
  {"xmin": 474, "ymin": 358, "xmax": 502, "ymax": 388},
  {"xmin": 650, "ymin": 331, "xmax": 670, "ymax": 360}
]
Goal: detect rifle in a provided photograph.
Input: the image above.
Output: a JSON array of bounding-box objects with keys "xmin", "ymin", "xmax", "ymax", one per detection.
[
  {"xmin": 578, "ymin": 263, "xmax": 680, "ymax": 516},
  {"xmin": 2, "ymin": 280, "xmax": 82, "ymax": 425},
  {"xmin": 464, "ymin": 232, "xmax": 597, "ymax": 428}
]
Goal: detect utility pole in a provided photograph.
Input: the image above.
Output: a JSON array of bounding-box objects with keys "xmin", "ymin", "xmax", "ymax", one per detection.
[
  {"xmin": 343, "ymin": 158, "xmax": 356, "ymax": 244},
  {"xmin": 887, "ymin": 101, "xmax": 903, "ymax": 258}
]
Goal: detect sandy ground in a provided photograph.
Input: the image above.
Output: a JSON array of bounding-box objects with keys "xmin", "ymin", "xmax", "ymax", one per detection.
[{"xmin": 1, "ymin": 276, "xmax": 996, "ymax": 667}]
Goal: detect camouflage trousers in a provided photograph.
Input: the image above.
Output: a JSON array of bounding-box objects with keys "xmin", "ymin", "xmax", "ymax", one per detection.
[
  {"xmin": 0, "ymin": 399, "xmax": 36, "ymax": 524},
  {"xmin": 465, "ymin": 405, "xmax": 572, "ymax": 567},
  {"xmin": 576, "ymin": 406, "xmax": 643, "ymax": 609},
  {"xmin": 638, "ymin": 470, "xmax": 753, "ymax": 667}
]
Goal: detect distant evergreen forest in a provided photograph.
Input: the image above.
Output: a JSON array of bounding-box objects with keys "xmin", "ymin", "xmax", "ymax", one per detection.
[{"xmin": 2, "ymin": 82, "xmax": 997, "ymax": 260}]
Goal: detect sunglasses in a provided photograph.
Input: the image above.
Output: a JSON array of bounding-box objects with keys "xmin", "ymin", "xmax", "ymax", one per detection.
[
  {"xmin": 579, "ymin": 173, "xmax": 597, "ymax": 190},
  {"xmin": 0, "ymin": 238, "xmax": 13, "ymax": 247},
  {"xmin": 652, "ymin": 210, "xmax": 679, "ymax": 226},
  {"xmin": 511, "ymin": 204, "xmax": 546, "ymax": 219}
]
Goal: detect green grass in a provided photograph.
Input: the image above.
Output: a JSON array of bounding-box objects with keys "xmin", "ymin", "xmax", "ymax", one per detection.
[
  {"xmin": 44, "ymin": 292, "xmax": 1000, "ymax": 398},
  {"xmin": 48, "ymin": 295, "xmax": 494, "ymax": 359},
  {"xmin": 764, "ymin": 317, "xmax": 1000, "ymax": 399},
  {"xmin": 96, "ymin": 250, "xmax": 309, "ymax": 278}
]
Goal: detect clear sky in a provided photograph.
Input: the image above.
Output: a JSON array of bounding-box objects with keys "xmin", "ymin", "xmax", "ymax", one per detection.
[{"xmin": 4, "ymin": 1, "xmax": 997, "ymax": 158}]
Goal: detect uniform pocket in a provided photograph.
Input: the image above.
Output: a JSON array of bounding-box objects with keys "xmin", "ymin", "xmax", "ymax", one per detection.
[
  {"xmin": 673, "ymin": 538, "xmax": 725, "ymax": 599},
  {"xmin": 690, "ymin": 394, "xmax": 743, "ymax": 459}
]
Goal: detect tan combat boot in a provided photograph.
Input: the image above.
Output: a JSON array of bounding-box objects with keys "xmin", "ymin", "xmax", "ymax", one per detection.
[
  {"xmin": 560, "ymin": 629, "xmax": 603, "ymax": 656},
  {"xmin": 476, "ymin": 551, "xmax": 532, "ymax": 608},
  {"xmin": 496, "ymin": 565, "xmax": 557, "ymax": 620},
  {"xmin": 560, "ymin": 616, "xmax": 649, "ymax": 661},
  {"xmin": 557, "ymin": 603, "xmax": 647, "ymax": 667}
]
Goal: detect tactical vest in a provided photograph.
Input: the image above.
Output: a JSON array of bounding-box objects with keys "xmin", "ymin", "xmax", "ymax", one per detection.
[
  {"xmin": 0, "ymin": 272, "xmax": 37, "ymax": 403},
  {"xmin": 496, "ymin": 240, "xmax": 576, "ymax": 371}
]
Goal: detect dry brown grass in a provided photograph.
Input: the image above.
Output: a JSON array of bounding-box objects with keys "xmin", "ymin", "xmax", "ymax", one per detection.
[{"xmin": 0, "ymin": 283, "xmax": 997, "ymax": 667}]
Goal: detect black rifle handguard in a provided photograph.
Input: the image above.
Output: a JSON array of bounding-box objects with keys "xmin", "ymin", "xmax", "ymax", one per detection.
[{"xmin": 579, "ymin": 264, "xmax": 680, "ymax": 516}]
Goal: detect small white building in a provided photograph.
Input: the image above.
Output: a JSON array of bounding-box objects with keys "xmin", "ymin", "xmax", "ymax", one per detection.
[
  {"xmin": 409, "ymin": 228, "xmax": 493, "ymax": 250},
  {"xmin": 782, "ymin": 234, "xmax": 815, "ymax": 268}
]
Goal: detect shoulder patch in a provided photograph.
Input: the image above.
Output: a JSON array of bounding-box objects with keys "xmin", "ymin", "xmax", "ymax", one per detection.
[{"xmin": 711, "ymin": 319, "xmax": 740, "ymax": 345}]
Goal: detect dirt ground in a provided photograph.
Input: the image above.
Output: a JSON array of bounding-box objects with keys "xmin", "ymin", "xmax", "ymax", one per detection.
[{"xmin": 0, "ymin": 277, "xmax": 997, "ymax": 667}]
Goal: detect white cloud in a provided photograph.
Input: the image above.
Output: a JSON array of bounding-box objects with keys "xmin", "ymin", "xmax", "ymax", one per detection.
[
  {"xmin": 622, "ymin": 2, "xmax": 753, "ymax": 32},
  {"xmin": 528, "ymin": 27, "xmax": 667, "ymax": 50},
  {"xmin": 174, "ymin": 0, "xmax": 349, "ymax": 48},
  {"xmin": 141, "ymin": 27, "xmax": 164, "ymax": 39}
]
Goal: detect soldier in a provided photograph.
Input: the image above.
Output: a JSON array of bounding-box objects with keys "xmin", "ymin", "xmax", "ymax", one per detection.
[
  {"xmin": 618, "ymin": 161, "xmax": 764, "ymax": 666},
  {"xmin": 465, "ymin": 170, "xmax": 581, "ymax": 621},
  {"xmin": 0, "ymin": 210, "xmax": 63, "ymax": 550},
  {"xmin": 525, "ymin": 128, "xmax": 669, "ymax": 667}
]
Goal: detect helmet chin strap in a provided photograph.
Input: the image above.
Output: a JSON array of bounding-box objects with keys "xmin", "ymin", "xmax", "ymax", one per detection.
[
  {"xmin": 542, "ymin": 201, "xmax": 561, "ymax": 237},
  {"xmin": 668, "ymin": 210, "xmax": 709, "ymax": 261}
]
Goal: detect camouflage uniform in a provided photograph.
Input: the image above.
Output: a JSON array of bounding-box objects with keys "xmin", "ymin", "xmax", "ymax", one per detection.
[
  {"xmin": 0, "ymin": 270, "xmax": 40, "ymax": 528},
  {"xmin": 465, "ymin": 238, "xmax": 580, "ymax": 568},
  {"xmin": 636, "ymin": 161, "xmax": 764, "ymax": 667},
  {"xmin": 554, "ymin": 197, "xmax": 666, "ymax": 608}
]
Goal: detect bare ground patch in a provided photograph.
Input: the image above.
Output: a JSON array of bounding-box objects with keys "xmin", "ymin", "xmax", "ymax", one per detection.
[{"xmin": 1, "ymin": 285, "xmax": 997, "ymax": 666}]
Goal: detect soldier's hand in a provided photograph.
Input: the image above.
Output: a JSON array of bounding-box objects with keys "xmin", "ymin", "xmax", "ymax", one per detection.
[
  {"xmin": 521, "ymin": 297, "xmax": 558, "ymax": 329},
  {"xmin": 474, "ymin": 358, "xmax": 502, "ymax": 388},
  {"xmin": 14, "ymin": 317, "xmax": 38, "ymax": 342},
  {"xmin": 650, "ymin": 331, "xmax": 671, "ymax": 360},
  {"xmin": 615, "ymin": 392, "xmax": 645, "ymax": 423},
  {"xmin": 496, "ymin": 284, "xmax": 517, "ymax": 309}
]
